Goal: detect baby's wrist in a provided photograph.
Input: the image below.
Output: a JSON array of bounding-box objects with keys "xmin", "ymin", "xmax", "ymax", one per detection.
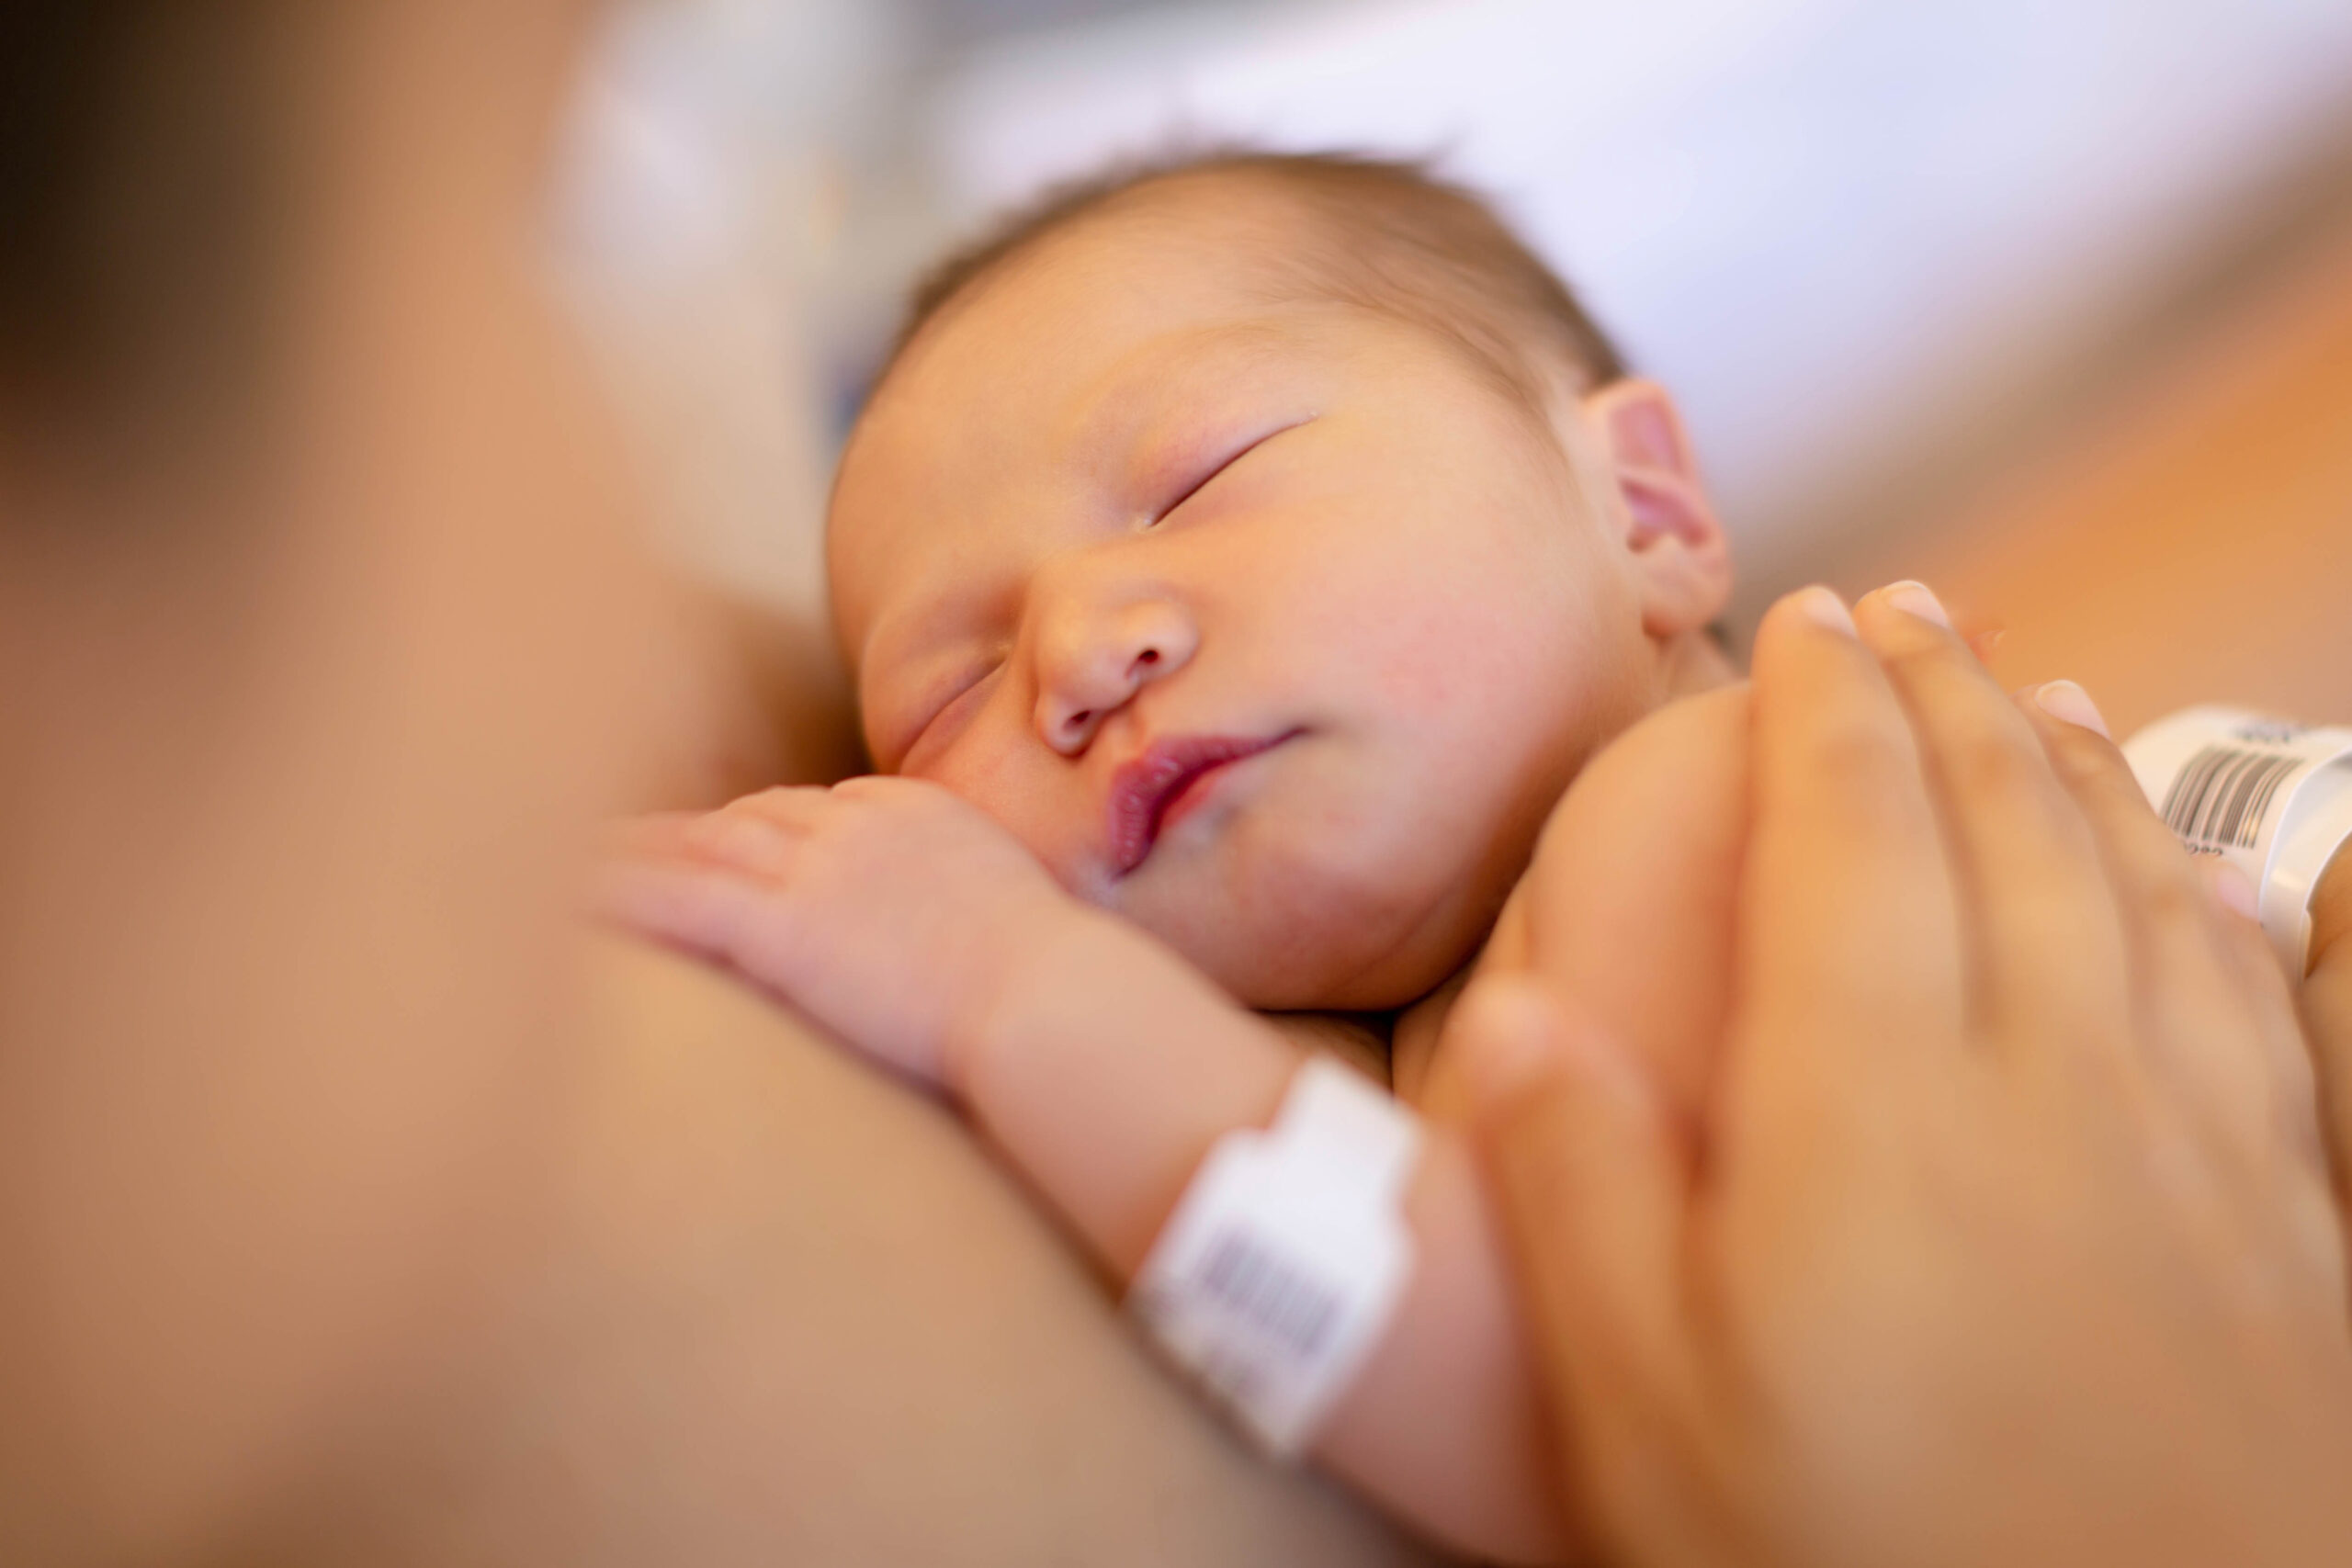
[{"xmin": 937, "ymin": 891, "xmax": 1108, "ymax": 1100}]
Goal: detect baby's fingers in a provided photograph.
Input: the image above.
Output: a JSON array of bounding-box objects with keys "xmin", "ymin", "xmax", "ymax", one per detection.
[
  {"xmin": 593, "ymin": 806, "xmax": 819, "ymax": 981},
  {"xmin": 601, "ymin": 795, "xmax": 820, "ymax": 887},
  {"xmin": 591, "ymin": 855, "xmax": 786, "ymax": 976}
]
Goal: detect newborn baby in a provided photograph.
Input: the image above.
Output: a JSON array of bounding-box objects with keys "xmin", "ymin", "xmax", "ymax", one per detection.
[{"xmin": 605, "ymin": 152, "xmax": 1797, "ymax": 1562}]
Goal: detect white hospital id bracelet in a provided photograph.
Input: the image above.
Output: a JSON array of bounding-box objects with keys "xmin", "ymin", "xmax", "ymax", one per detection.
[
  {"xmin": 2123, "ymin": 706, "xmax": 2352, "ymax": 977},
  {"xmin": 1127, "ymin": 1056, "xmax": 1422, "ymax": 1458}
]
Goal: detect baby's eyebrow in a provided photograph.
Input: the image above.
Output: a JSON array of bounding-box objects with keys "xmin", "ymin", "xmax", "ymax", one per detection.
[
  {"xmin": 1071, "ymin": 321, "xmax": 1315, "ymax": 444},
  {"xmin": 1072, "ymin": 321, "xmax": 1325, "ymax": 492}
]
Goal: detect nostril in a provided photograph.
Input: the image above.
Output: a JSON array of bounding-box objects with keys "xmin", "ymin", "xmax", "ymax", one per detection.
[
  {"xmin": 1065, "ymin": 709, "xmax": 1094, "ymax": 736},
  {"xmin": 1136, "ymin": 649, "xmax": 1160, "ymax": 668}
]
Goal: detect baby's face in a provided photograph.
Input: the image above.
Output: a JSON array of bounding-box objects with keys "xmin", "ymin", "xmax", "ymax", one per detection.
[{"xmin": 831, "ymin": 187, "xmax": 1667, "ymax": 1010}]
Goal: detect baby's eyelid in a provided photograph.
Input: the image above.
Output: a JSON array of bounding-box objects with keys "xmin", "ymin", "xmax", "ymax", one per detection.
[
  {"xmin": 1148, "ymin": 416, "xmax": 1313, "ymax": 527},
  {"xmin": 901, "ymin": 657, "xmax": 1004, "ymax": 768}
]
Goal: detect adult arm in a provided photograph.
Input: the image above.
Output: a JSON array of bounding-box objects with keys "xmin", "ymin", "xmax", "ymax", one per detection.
[{"xmin": 345, "ymin": 939, "xmax": 1438, "ymax": 1568}]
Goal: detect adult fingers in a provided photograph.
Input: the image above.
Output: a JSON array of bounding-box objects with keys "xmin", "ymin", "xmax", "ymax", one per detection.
[
  {"xmin": 2302, "ymin": 852, "xmax": 2352, "ymax": 1253},
  {"xmin": 1455, "ymin": 977, "xmax": 1706, "ymax": 1555},
  {"xmin": 1852, "ymin": 585, "xmax": 2130, "ymax": 1060},
  {"xmin": 2018, "ymin": 691, "xmax": 2301, "ymax": 1168},
  {"xmin": 1739, "ymin": 589, "xmax": 1963, "ymax": 1105},
  {"xmin": 2208, "ymin": 890, "xmax": 2345, "ymax": 1293},
  {"xmin": 2208, "ymin": 874, "xmax": 2329, "ymax": 1166}
]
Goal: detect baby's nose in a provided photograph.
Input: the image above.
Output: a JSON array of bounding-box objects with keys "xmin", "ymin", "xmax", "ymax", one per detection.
[{"xmin": 1035, "ymin": 602, "xmax": 1197, "ymax": 756}]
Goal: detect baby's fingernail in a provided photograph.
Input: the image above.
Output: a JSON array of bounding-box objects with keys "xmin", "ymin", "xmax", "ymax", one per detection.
[
  {"xmin": 1883, "ymin": 581, "xmax": 1951, "ymax": 628},
  {"xmin": 2033, "ymin": 680, "xmax": 2110, "ymax": 739},
  {"xmin": 687, "ymin": 812, "xmax": 794, "ymax": 874},
  {"xmin": 1794, "ymin": 586, "xmax": 1857, "ymax": 637},
  {"xmin": 1457, "ymin": 981, "xmax": 1566, "ymax": 1119},
  {"xmin": 2206, "ymin": 859, "xmax": 2262, "ymax": 923}
]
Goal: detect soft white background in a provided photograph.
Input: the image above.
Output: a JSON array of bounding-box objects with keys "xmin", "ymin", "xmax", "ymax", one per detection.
[{"xmin": 555, "ymin": 0, "xmax": 2352, "ymax": 619}]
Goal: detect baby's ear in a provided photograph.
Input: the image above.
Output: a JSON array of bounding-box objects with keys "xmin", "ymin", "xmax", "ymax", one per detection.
[{"xmin": 1580, "ymin": 378, "xmax": 1733, "ymax": 639}]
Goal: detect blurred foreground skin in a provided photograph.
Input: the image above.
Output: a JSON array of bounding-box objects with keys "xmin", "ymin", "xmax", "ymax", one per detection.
[
  {"xmin": 2306, "ymin": 847, "xmax": 2352, "ymax": 1252},
  {"xmin": 1464, "ymin": 585, "xmax": 2352, "ymax": 1568},
  {"xmin": 0, "ymin": 0, "xmax": 658, "ymax": 1554},
  {"xmin": 0, "ymin": 4, "xmax": 1430, "ymax": 1563}
]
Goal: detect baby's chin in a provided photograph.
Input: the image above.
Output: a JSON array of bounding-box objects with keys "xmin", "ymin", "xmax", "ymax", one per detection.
[{"xmin": 1121, "ymin": 849, "xmax": 1502, "ymax": 1013}]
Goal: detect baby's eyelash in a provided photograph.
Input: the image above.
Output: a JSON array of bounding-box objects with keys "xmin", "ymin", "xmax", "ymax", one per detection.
[{"xmin": 1148, "ymin": 417, "xmax": 1313, "ymax": 526}]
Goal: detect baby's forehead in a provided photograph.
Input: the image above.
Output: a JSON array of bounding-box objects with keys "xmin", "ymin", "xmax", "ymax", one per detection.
[
  {"xmin": 834, "ymin": 302, "xmax": 1334, "ymax": 598},
  {"xmin": 851, "ymin": 203, "xmax": 1339, "ymax": 469},
  {"xmin": 909, "ymin": 177, "xmax": 1330, "ymax": 361}
]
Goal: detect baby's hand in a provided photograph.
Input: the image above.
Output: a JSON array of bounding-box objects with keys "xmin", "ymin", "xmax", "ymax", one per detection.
[{"xmin": 595, "ymin": 777, "xmax": 1078, "ymax": 1087}]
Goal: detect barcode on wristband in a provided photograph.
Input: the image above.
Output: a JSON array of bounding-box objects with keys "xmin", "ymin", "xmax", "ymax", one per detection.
[
  {"xmin": 2159, "ymin": 745, "xmax": 2302, "ymax": 853},
  {"xmin": 1190, "ymin": 1229, "xmax": 1342, "ymax": 1359}
]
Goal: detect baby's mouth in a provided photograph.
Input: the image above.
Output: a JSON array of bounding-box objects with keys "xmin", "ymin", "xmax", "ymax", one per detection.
[{"xmin": 1107, "ymin": 731, "xmax": 1299, "ymax": 878}]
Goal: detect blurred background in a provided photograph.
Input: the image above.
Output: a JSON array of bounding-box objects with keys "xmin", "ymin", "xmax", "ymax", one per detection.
[{"xmin": 556, "ymin": 0, "xmax": 2352, "ymax": 732}]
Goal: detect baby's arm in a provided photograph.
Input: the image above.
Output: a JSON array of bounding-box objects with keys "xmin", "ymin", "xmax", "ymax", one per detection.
[{"xmin": 597, "ymin": 778, "xmax": 1563, "ymax": 1563}]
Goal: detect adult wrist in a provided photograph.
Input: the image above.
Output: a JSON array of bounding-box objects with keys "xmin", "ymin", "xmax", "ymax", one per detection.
[{"xmin": 2122, "ymin": 707, "xmax": 2352, "ymax": 976}]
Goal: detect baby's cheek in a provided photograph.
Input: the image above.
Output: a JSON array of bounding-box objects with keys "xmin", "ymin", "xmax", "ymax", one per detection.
[{"xmin": 922, "ymin": 739, "xmax": 1099, "ymax": 900}]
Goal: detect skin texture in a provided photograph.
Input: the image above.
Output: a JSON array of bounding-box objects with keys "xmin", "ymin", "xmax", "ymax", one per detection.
[
  {"xmin": 828, "ymin": 173, "xmax": 1735, "ymax": 1011},
  {"xmin": 0, "ymin": 6, "xmax": 1432, "ymax": 1564},
  {"xmin": 1463, "ymin": 583, "xmax": 2352, "ymax": 1568}
]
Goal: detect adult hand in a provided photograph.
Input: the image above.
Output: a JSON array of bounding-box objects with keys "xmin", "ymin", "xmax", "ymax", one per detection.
[
  {"xmin": 1459, "ymin": 581, "xmax": 2352, "ymax": 1568},
  {"xmin": 2304, "ymin": 846, "xmax": 2352, "ymax": 1257}
]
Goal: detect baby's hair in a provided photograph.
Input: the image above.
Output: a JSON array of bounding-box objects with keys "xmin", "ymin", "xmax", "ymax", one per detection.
[{"xmin": 888, "ymin": 149, "xmax": 1629, "ymax": 409}]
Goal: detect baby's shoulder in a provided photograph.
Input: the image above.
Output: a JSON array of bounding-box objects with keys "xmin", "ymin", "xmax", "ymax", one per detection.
[{"xmin": 1414, "ymin": 686, "xmax": 1754, "ymax": 1121}]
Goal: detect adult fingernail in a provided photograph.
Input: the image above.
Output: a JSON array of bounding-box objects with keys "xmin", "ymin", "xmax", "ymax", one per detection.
[
  {"xmin": 1457, "ymin": 980, "xmax": 1566, "ymax": 1119},
  {"xmin": 2033, "ymin": 680, "xmax": 2110, "ymax": 739},
  {"xmin": 2207, "ymin": 859, "xmax": 2262, "ymax": 923},
  {"xmin": 1883, "ymin": 581, "xmax": 1951, "ymax": 628},
  {"xmin": 1795, "ymin": 586, "xmax": 1857, "ymax": 637}
]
